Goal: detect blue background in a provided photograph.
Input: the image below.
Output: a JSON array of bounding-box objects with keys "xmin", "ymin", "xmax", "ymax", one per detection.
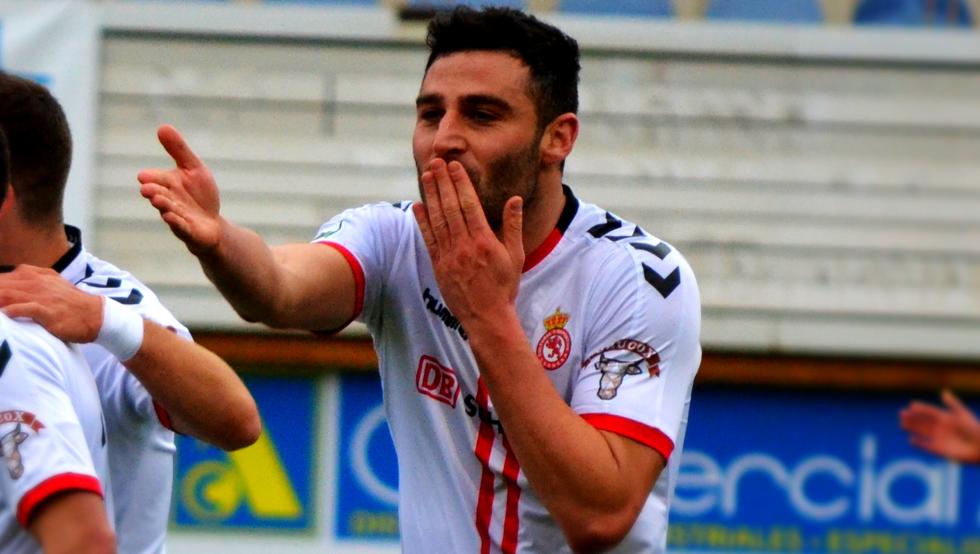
[{"xmin": 335, "ymin": 373, "xmax": 400, "ymax": 540}]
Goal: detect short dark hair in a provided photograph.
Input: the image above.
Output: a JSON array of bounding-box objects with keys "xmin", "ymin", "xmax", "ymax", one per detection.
[
  {"xmin": 424, "ymin": 6, "xmax": 580, "ymax": 128},
  {"xmin": 0, "ymin": 71, "xmax": 72, "ymax": 225},
  {"xmin": 0, "ymin": 127, "xmax": 9, "ymax": 208}
]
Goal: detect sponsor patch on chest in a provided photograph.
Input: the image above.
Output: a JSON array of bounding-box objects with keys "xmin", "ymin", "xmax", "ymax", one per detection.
[{"xmin": 415, "ymin": 355, "xmax": 462, "ymax": 408}]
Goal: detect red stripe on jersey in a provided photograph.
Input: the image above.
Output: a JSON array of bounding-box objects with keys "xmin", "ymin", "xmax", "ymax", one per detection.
[
  {"xmin": 581, "ymin": 413, "xmax": 675, "ymax": 461},
  {"xmin": 501, "ymin": 436, "xmax": 522, "ymax": 554},
  {"xmin": 153, "ymin": 400, "xmax": 174, "ymax": 431},
  {"xmin": 473, "ymin": 379, "xmax": 496, "ymax": 554},
  {"xmin": 314, "ymin": 241, "xmax": 365, "ymax": 333},
  {"xmin": 523, "ymin": 228, "xmax": 561, "ymax": 272},
  {"xmin": 17, "ymin": 472, "xmax": 103, "ymax": 526}
]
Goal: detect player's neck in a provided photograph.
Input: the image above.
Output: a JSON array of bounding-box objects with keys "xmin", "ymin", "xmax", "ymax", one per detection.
[
  {"xmin": 518, "ymin": 174, "xmax": 566, "ymax": 256},
  {"xmin": 0, "ymin": 217, "xmax": 71, "ymax": 269}
]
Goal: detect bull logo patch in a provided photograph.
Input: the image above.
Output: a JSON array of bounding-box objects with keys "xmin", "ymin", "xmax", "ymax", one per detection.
[
  {"xmin": 536, "ymin": 309, "xmax": 571, "ymax": 371},
  {"xmin": 0, "ymin": 411, "xmax": 44, "ymax": 480},
  {"xmin": 1, "ymin": 424, "xmax": 29, "ymax": 479},
  {"xmin": 582, "ymin": 339, "xmax": 660, "ymax": 400}
]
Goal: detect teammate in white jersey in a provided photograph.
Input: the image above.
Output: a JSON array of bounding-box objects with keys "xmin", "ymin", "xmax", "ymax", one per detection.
[
  {"xmin": 0, "ymin": 71, "xmax": 261, "ymax": 553},
  {"xmin": 139, "ymin": 7, "xmax": 701, "ymax": 553},
  {"xmin": 0, "ymin": 132, "xmax": 115, "ymax": 554}
]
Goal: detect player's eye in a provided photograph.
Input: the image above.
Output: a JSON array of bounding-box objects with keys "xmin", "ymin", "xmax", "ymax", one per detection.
[
  {"xmin": 470, "ymin": 110, "xmax": 498, "ymax": 123},
  {"xmin": 418, "ymin": 108, "xmax": 443, "ymax": 122}
]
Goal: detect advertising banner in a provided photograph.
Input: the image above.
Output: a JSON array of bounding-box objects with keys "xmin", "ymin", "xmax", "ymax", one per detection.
[
  {"xmin": 671, "ymin": 387, "xmax": 979, "ymax": 553},
  {"xmin": 173, "ymin": 376, "xmax": 319, "ymax": 532},
  {"xmin": 332, "ymin": 375, "xmax": 979, "ymax": 552},
  {"xmin": 334, "ymin": 374, "xmax": 400, "ymax": 541}
]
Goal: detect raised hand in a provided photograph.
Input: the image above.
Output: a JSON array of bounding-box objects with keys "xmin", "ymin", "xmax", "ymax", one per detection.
[
  {"xmin": 900, "ymin": 390, "xmax": 980, "ymax": 464},
  {"xmin": 412, "ymin": 159, "xmax": 524, "ymax": 326},
  {"xmin": 137, "ymin": 125, "xmax": 224, "ymax": 255},
  {"xmin": 0, "ymin": 265, "xmax": 103, "ymax": 343}
]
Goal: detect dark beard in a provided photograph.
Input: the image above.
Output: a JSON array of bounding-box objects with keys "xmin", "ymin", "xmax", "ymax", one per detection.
[{"xmin": 478, "ymin": 142, "xmax": 540, "ymax": 232}]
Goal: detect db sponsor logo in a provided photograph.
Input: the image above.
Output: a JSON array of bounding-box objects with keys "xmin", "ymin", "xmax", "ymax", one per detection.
[{"xmin": 416, "ymin": 355, "xmax": 461, "ymax": 408}]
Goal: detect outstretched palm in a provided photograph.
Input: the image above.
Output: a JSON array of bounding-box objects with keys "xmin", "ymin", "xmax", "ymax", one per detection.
[
  {"xmin": 137, "ymin": 125, "xmax": 223, "ymax": 255},
  {"xmin": 900, "ymin": 390, "xmax": 980, "ymax": 464}
]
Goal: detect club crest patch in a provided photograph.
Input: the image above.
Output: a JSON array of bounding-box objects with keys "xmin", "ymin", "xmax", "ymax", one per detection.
[
  {"xmin": 536, "ymin": 309, "xmax": 571, "ymax": 371},
  {"xmin": 0, "ymin": 411, "xmax": 45, "ymax": 480}
]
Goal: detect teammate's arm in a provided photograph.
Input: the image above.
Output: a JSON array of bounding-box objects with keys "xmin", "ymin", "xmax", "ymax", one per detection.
[
  {"xmin": 0, "ymin": 266, "xmax": 260, "ymax": 450},
  {"xmin": 28, "ymin": 491, "xmax": 115, "ymax": 554},
  {"xmin": 137, "ymin": 125, "xmax": 357, "ymax": 330},
  {"xmin": 415, "ymin": 159, "xmax": 671, "ymax": 553}
]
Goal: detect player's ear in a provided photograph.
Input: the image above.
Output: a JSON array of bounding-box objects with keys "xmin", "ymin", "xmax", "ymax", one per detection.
[{"xmin": 539, "ymin": 113, "xmax": 579, "ymax": 166}]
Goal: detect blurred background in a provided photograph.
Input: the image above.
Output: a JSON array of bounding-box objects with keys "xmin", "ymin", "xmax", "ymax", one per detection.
[{"xmin": 2, "ymin": 0, "xmax": 979, "ymax": 552}]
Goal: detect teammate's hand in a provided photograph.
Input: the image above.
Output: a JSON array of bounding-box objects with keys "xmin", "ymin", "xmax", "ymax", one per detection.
[
  {"xmin": 0, "ymin": 265, "xmax": 104, "ymax": 343},
  {"xmin": 413, "ymin": 158, "xmax": 524, "ymax": 327},
  {"xmin": 900, "ymin": 390, "xmax": 980, "ymax": 464},
  {"xmin": 138, "ymin": 124, "xmax": 224, "ymax": 256}
]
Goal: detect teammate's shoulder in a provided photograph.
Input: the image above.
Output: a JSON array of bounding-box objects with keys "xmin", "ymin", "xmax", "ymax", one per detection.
[
  {"xmin": 75, "ymin": 254, "xmax": 187, "ymax": 332},
  {"xmin": 76, "ymin": 255, "xmax": 145, "ymax": 299},
  {"xmin": 0, "ymin": 314, "xmax": 77, "ymax": 382}
]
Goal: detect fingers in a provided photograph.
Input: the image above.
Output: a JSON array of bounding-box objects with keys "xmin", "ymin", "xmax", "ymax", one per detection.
[
  {"xmin": 502, "ymin": 196, "xmax": 525, "ymax": 267},
  {"xmin": 137, "ymin": 169, "xmax": 175, "ymax": 187},
  {"xmin": 900, "ymin": 402, "xmax": 943, "ymax": 424},
  {"xmin": 1, "ymin": 302, "xmax": 44, "ymax": 323},
  {"xmin": 157, "ymin": 124, "xmax": 204, "ymax": 170},
  {"xmin": 435, "ymin": 160, "xmax": 467, "ymax": 238},
  {"xmin": 420, "ymin": 166, "xmax": 451, "ymax": 249},
  {"xmin": 941, "ymin": 389, "xmax": 970, "ymax": 416},
  {"xmin": 412, "ymin": 202, "xmax": 439, "ymax": 261},
  {"xmin": 447, "ymin": 161, "xmax": 489, "ymax": 233},
  {"xmin": 0, "ymin": 288, "xmax": 33, "ymax": 309}
]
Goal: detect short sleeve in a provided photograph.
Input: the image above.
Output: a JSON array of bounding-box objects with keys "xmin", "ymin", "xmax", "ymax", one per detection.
[
  {"xmin": 311, "ymin": 202, "xmax": 416, "ymax": 330},
  {"xmin": 0, "ymin": 326, "xmax": 103, "ymax": 527},
  {"xmin": 77, "ymin": 267, "xmax": 191, "ymax": 433},
  {"xmin": 571, "ymin": 244, "xmax": 702, "ymax": 462}
]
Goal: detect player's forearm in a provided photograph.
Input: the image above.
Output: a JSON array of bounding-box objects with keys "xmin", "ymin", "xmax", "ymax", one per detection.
[
  {"xmin": 124, "ymin": 320, "xmax": 260, "ymax": 450},
  {"xmin": 196, "ymin": 218, "xmax": 295, "ymax": 326},
  {"xmin": 29, "ymin": 492, "xmax": 116, "ymax": 554},
  {"xmin": 467, "ymin": 313, "xmax": 647, "ymax": 552}
]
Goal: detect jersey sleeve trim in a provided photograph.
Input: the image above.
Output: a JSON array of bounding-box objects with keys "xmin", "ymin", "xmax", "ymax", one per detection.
[
  {"xmin": 17, "ymin": 472, "xmax": 104, "ymax": 526},
  {"xmin": 313, "ymin": 241, "xmax": 365, "ymax": 334},
  {"xmin": 581, "ymin": 413, "xmax": 674, "ymax": 461},
  {"xmin": 153, "ymin": 400, "xmax": 175, "ymax": 431}
]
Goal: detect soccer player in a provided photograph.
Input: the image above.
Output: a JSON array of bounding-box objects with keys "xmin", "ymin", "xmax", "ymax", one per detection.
[
  {"xmin": 901, "ymin": 390, "xmax": 980, "ymax": 464},
  {"xmin": 140, "ymin": 7, "xmax": 701, "ymax": 553},
  {"xmin": 0, "ymin": 72, "xmax": 261, "ymax": 553},
  {"xmin": 0, "ymin": 128, "xmax": 115, "ymax": 553}
]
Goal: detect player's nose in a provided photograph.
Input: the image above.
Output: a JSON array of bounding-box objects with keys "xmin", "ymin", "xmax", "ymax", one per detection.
[{"xmin": 431, "ymin": 112, "xmax": 466, "ymax": 159}]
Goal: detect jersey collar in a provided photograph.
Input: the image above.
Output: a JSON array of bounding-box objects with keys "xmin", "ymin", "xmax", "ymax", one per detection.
[
  {"xmin": 522, "ymin": 185, "xmax": 579, "ymax": 273},
  {"xmin": 53, "ymin": 225, "xmax": 89, "ymax": 284}
]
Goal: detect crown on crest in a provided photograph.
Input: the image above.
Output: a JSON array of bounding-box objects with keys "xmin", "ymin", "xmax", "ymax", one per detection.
[{"xmin": 543, "ymin": 309, "xmax": 570, "ymax": 331}]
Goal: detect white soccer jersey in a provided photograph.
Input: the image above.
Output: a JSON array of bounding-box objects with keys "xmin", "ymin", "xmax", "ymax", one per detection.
[
  {"xmin": 0, "ymin": 313, "xmax": 112, "ymax": 554},
  {"xmin": 55, "ymin": 226, "xmax": 190, "ymax": 554},
  {"xmin": 314, "ymin": 186, "xmax": 702, "ymax": 553}
]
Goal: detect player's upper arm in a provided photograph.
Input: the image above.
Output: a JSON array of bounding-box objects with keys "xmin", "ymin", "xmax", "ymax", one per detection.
[
  {"xmin": 28, "ymin": 490, "xmax": 115, "ymax": 554},
  {"xmin": 268, "ymin": 242, "xmax": 362, "ymax": 331}
]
